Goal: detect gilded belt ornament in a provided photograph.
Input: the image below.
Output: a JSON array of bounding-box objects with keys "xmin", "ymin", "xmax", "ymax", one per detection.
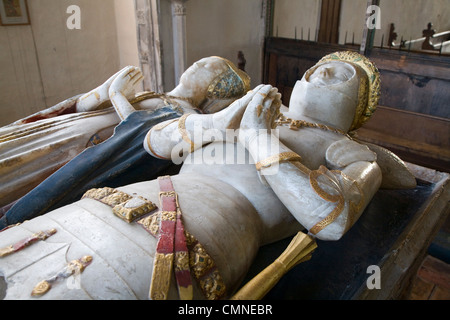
[
  {"xmin": 31, "ymin": 255, "xmax": 93, "ymax": 297},
  {"xmin": 150, "ymin": 179, "xmax": 193, "ymax": 300},
  {"xmin": 175, "ymin": 251, "xmax": 190, "ymax": 272},
  {"xmin": 138, "ymin": 212, "xmax": 226, "ymax": 300},
  {"xmin": 150, "ymin": 253, "xmax": 174, "ymax": 300},
  {"xmin": 82, "ymin": 180, "xmax": 227, "ymax": 300},
  {"xmin": 82, "ymin": 187, "xmax": 157, "ymax": 223}
]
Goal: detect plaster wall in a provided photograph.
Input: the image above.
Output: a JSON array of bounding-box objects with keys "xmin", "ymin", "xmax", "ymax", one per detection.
[
  {"xmin": 271, "ymin": 0, "xmax": 450, "ymax": 47},
  {"xmin": 0, "ymin": 0, "xmax": 267, "ymax": 125},
  {"xmin": 339, "ymin": 0, "xmax": 450, "ymax": 46},
  {"xmin": 272, "ymin": 0, "xmax": 321, "ymax": 40},
  {"xmin": 184, "ymin": 0, "xmax": 267, "ymax": 89},
  {"xmin": 0, "ymin": 0, "xmax": 126, "ymax": 126}
]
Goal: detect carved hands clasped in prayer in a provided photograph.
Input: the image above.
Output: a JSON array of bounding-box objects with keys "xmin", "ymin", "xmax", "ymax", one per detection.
[{"xmin": 147, "ymin": 52, "xmax": 402, "ymax": 242}]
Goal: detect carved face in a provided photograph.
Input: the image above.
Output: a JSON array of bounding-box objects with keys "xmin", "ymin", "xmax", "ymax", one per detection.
[
  {"xmin": 308, "ymin": 62, "xmax": 356, "ymax": 86},
  {"xmin": 289, "ymin": 61, "xmax": 361, "ymax": 131}
]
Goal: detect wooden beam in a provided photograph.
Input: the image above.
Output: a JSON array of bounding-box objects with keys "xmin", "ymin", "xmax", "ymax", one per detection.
[
  {"xmin": 171, "ymin": 0, "xmax": 188, "ymax": 86},
  {"xmin": 134, "ymin": 0, "xmax": 164, "ymax": 92},
  {"xmin": 318, "ymin": 0, "xmax": 341, "ymax": 44}
]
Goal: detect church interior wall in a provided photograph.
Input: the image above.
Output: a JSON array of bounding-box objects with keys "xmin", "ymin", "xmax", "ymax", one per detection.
[
  {"xmin": 158, "ymin": 0, "xmax": 267, "ymax": 90},
  {"xmin": 0, "ymin": 0, "xmax": 137, "ymax": 126},
  {"xmin": 339, "ymin": 0, "xmax": 450, "ymax": 47},
  {"xmin": 1, "ymin": 0, "xmax": 449, "ymax": 126},
  {"xmin": 272, "ymin": 0, "xmax": 321, "ymax": 40},
  {"xmin": 113, "ymin": 0, "xmax": 141, "ymax": 72},
  {"xmin": 271, "ymin": 0, "xmax": 450, "ymax": 47},
  {"xmin": 0, "ymin": 0, "xmax": 266, "ymax": 125},
  {"xmin": 166, "ymin": 0, "xmax": 267, "ymax": 90}
]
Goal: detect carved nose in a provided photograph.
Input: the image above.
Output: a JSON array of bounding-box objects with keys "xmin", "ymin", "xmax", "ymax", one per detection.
[
  {"xmin": 195, "ymin": 61, "xmax": 207, "ymax": 68},
  {"xmin": 320, "ymin": 67, "xmax": 332, "ymax": 78}
]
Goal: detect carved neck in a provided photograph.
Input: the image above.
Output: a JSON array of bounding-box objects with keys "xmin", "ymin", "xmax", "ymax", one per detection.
[
  {"xmin": 289, "ymin": 79, "xmax": 359, "ymax": 132},
  {"xmin": 277, "ymin": 114, "xmax": 352, "ymax": 139}
]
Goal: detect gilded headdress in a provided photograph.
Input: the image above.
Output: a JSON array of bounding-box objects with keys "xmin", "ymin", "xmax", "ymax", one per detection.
[
  {"xmin": 206, "ymin": 57, "xmax": 251, "ymax": 100},
  {"xmin": 317, "ymin": 51, "xmax": 381, "ymax": 131}
]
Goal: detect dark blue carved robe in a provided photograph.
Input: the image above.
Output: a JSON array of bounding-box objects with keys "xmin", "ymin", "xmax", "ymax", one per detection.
[{"xmin": 0, "ymin": 107, "xmax": 181, "ymax": 229}]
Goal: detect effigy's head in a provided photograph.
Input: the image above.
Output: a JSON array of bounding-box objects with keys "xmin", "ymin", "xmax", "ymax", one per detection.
[
  {"xmin": 179, "ymin": 56, "xmax": 251, "ymax": 113},
  {"xmin": 289, "ymin": 51, "xmax": 380, "ymax": 132}
]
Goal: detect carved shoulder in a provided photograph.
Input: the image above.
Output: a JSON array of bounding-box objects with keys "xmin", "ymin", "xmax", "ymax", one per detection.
[{"xmin": 325, "ymin": 139, "xmax": 377, "ymax": 170}]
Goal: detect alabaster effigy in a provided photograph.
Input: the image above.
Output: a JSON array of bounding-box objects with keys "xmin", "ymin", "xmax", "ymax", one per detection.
[
  {"xmin": 0, "ymin": 57, "xmax": 250, "ymax": 223},
  {"xmin": 0, "ymin": 52, "xmax": 418, "ymax": 300},
  {"xmin": 0, "ymin": 57, "xmax": 250, "ymax": 212}
]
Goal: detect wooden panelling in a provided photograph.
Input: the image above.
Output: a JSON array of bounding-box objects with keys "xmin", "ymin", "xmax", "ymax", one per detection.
[
  {"xmin": 369, "ymin": 50, "xmax": 450, "ymax": 118},
  {"xmin": 318, "ymin": 0, "xmax": 341, "ymax": 44},
  {"xmin": 356, "ymin": 106, "xmax": 450, "ymax": 172}
]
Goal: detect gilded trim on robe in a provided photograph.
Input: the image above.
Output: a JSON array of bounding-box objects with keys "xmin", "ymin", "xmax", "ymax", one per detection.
[
  {"xmin": 0, "ymin": 229, "xmax": 57, "ymax": 257},
  {"xmin": 83, "ymin": 185, "xmax": 227, "ymax": 300},
  {"xmin": 255, "ymin": 152, "xmax": 302, "ymax": 171},
  {"xmin": 82, "ymin": 188, "xmax": 157, "ymax": 223},
  {"xmin": 31, "ymin": 256, "xmax": 93, "ymax": 297},
  {"xmin": 308, "ymin": 166, "xmax": 364, "ymax": 235},
  {"xmin": 178, "ymin": 114, "xmax": 196, "ymax": 153}
]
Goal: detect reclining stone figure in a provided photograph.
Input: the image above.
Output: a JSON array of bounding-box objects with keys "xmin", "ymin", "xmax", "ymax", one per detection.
[
  {"xmin": 0, "ymin": 52, "xmax": 416, "ymax": 300},
  {"xmin": 0, "ymin": 57, "xmax": 250, "ymax": 219}
]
